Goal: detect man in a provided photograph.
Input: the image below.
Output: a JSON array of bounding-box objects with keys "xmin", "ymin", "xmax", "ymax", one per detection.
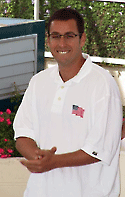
[{"xmin": 13, "ymin": 8, "xmax": 122, "ymax": 197}]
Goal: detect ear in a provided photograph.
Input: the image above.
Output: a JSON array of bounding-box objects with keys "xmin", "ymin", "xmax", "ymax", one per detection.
[
  {"xmin": 80, "ymin": 33, "xmax": 86, "ymax": 48},
  {"xmin": 47, "ymin": 35, "xmax": 50, "ymax": 48}
]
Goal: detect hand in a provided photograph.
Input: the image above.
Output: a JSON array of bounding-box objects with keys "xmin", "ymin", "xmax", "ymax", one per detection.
[{"xmin": 20, "ymin": 147, "xmax": 57, "ymax": 173}]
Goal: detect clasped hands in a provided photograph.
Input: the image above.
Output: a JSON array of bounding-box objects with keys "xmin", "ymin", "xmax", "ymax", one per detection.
[{"xmin": 20, "ymin": 147, "xmax": 57, "ymax": 173}]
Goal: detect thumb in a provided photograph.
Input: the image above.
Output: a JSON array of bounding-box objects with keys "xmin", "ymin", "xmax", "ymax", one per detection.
[{"xmin": 50, "ymin": 146, "xmax": 57, "ymax": 154}]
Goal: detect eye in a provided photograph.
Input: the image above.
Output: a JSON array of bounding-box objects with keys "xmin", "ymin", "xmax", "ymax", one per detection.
[
  {"xmin": 50, "ymin": 34, "xmax": 60, "ymax": 39},
  {"xmin": 65, "ymin": 33, "xmax": 76, "ymax": 39}
]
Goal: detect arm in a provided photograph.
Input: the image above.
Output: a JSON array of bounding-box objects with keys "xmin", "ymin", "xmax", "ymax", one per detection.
[
  {"xmin": 16, "ymin": 137, "xmax": 40, "ymax": 160},
  {"xmin": 20, "ymin": 148, "xmax": 100, "ymax": 173},
  {"xmin": 54, "ymin": 150, "xmax": 99, "ymax": 168}
]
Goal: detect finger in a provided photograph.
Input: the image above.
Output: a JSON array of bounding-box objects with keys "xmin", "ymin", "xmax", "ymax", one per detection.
[
  {"xmin": 20, "ymin": 159, "xmax": 37, "ymax": 167},
  {"xmin": 50, "ymin": 146, "xmax": 57, "ymax": 154},
  {"xmin": 20, "ymin": 159, "xmax": 28, "ymax": 166},
  {"xmin": 20, "ymin": 159, "xmax": 44, "ymax": 173},
  {"xmin": 35, "ymin": 147, "xmax": 57, "ymax": 156}
]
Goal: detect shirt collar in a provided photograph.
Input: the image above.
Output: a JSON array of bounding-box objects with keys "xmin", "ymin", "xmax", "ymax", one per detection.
[
  {"xmin": 71, "ymin": 53, "xmax": 92, "ymax": 83},
  {"xmin": 50, "ymin": 53, "xmax": 92, "ymax": 85}
]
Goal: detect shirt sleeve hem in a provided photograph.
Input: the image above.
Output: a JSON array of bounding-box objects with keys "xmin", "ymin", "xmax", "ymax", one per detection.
[
  {"xmin": 14, "ymin": 129, "xmax": 36, "ymax": 142},
  {"xmin": 81, "ymin": 143, "xmax": 112, "ymax": 166}
]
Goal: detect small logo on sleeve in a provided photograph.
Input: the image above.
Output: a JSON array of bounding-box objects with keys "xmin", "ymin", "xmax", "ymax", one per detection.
[
  {"xmin": 72, "ymin": 105, "xmax": 85, "ymax": 118},
  {"xmin": 92, "ymin": 151, "xmax": 98, "ymax": 156}
]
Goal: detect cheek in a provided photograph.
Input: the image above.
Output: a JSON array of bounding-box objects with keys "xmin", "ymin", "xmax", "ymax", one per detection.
[
  {"xmin": 48, "ymin": 42, "xmax": 57, "ymax": 50},
  {"xmin": 72, "ymin": 44, "xmax": 81, "ymax": 52}
]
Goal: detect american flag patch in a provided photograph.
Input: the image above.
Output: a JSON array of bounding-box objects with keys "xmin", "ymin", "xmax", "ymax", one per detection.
[{"xmin": 72, "ymin": 105, "xmax": 85, "ymax": 118}]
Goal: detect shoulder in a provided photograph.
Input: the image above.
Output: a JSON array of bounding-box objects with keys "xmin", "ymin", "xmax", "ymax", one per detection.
[
  {"xmin": 92, "ymin": 63, "xmax": 111, "ymax": 80},
  {"xmin": 91, "ymin": 63, "xmax": 116, "ymax": 86},
  {"xmin": 29, "ymin": 66, "xmax": 57, "ymax": 85},
  {"xmin": 89, "ymin": 63, "xmax": 121, "ymax": 100},
  {"xmin": 84, "ymin": 54, "xmax": 114, "ymax": 85},
  {"xmin": 34, "ymin": 66, "xmax": 56, "ymax": 80}
]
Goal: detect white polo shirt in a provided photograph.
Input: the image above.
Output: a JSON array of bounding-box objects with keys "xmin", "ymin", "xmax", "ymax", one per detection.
[{"xmin": 14, "ymin": 54, "xmax": 122, "ymax": 197}]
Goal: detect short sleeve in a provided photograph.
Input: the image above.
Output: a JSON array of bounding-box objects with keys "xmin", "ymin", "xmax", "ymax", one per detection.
[
  {"xmin": 13, "ymin": 76, "xmax": 40, "ymax": 146},
  {"xmin": 81, "ymin": 94, "xmax": 122, "ymax": 166}
]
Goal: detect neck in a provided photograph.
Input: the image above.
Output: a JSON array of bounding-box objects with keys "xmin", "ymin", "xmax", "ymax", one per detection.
[{"xmin": 58, "ymin": 57, "xmax": 85, "ymax": 82}]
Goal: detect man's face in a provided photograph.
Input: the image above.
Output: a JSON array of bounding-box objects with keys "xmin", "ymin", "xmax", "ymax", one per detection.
[{"xmin": 47, "ymin": 19, "xmax": 85, "ymax": 67}]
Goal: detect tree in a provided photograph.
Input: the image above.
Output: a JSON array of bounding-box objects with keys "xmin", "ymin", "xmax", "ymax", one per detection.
[
  {"xmin": 0, "ymin": 0, "xmax": 34, "ymax": 19},
  {"xmin": 0, "ymin": 0, "xmax": 124, "ymax": 58}
]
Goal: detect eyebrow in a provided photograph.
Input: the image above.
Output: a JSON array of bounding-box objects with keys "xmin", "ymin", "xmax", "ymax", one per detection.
[{"xmin": 50, "ymin": 31, "xmax": 76, "ymax": 35}]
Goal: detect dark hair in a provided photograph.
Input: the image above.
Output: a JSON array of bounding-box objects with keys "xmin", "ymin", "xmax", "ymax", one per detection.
[{"xmin": 48, "ymin": 8, "xmax": 84, "ymax": 39}]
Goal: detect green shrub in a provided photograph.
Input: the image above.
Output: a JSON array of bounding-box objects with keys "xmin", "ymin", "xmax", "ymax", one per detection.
[
  {"xmin": 0, "ymin": 1, "xmax": 124, "ymax": 59},
  {"xmin": 0, "ymin": 109, "xmax": 22, "ymax": 158},
  {"xmin": 0, "ymin": 84, "xmax": 23, "ymax": 158}
]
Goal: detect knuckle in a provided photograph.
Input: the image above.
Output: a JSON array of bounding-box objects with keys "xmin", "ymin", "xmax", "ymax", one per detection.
[
  {"xmin": 38, "ymin": 166, "xmax": 42, "ymax": 171},
  {"xmin": 37, "ymin": 162, "xmax": 43, "ymax": 171}
]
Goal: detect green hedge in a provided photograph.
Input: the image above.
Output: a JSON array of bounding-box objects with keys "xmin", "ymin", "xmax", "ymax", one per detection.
[
  {"xmin": 0, "ymin": 1, "xmax": 124, "ymax": 58},
  {"xmin": 0, "ymin": 90, "xmax": 23, "ymax": 158},
  {"xmin": 43, "ymin": 1, "xmax": 125, "ymax": 59},
  {"xmin": 0, "ymin": 110, "xmax": 22, "ymax": 158}
]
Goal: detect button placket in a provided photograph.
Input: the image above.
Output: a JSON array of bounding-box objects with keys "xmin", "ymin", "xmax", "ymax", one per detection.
[
  {"xmin": 55, "ymin": 85, "xmax": 64, "ymax": 102},
  {"xmin": 51, "ymin": 85, "xmax": 68, "ymax": 113},
  {"xmin": 58, "ymin": 97, "xmax": 61, "ymax": 101},
  {"xmin": 58, "ymin": 86, "xmax": 65, "ymax": 101},
  {"xmin": 61, "ymin": 86, "xmax": 64, "ymax": 89}
]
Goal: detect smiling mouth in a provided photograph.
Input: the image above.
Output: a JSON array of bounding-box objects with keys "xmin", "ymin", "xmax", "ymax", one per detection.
[{"xmin": 57, "ymin": 51, "xmax": 70, "ymax": 54}]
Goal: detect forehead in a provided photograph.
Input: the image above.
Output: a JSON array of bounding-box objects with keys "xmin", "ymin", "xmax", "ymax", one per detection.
[{"xmin": 49, "ymin": 19, "xmax": 78, "ymax": 34}]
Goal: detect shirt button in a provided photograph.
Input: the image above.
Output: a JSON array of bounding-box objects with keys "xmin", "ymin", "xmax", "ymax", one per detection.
[
  {"xmin": 58, "ymin": 97, "xmax": 61, "ymax": 101},
  {"xmin": 61, "ymin": 86, "xmax": 64, "ymax": 89}
]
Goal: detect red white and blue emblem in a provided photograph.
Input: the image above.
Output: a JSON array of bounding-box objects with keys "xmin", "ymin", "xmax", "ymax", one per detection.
[{"xmin": 72, "ymin": 105, "xmax": 85, "ymax": 118}]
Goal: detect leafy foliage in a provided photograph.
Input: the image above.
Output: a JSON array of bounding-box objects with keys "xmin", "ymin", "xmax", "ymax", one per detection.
[
  {"xmin": 123, "ymin": 106, "xmax": 125, "ymax": 119},
  {"xmin": 0, "ymin": 84, "xmax": 23, "ymax": 158},
  {"xmin": 10, "ymin": 82, "xmax": 23, "ymax": 113},
  {"xmin": 44, "ymin": 0, "xmax": 125, "ymax": 59},
  {"xmin": 0, "ymin": 0, "xmax": 34, "ymax": 19},
  {"xmin": 0, "ymin": 1, "xmax": 124, "ymax": 58},
  {"xmin": 0, "ymin": 109, "xmax": 22, "ymax": 158}
]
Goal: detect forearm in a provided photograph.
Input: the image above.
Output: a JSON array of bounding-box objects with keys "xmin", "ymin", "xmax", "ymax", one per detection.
[
  {"xmin": 53, "ymin": 149, "xmax": 100, "ymax": 169},
  {"xmin": 20, "ymin": 148, "xmax": 100, "ymax": 173},
  {"xmin": 16, "ymin": 137, "xmax": 40, "ymax": 160}
]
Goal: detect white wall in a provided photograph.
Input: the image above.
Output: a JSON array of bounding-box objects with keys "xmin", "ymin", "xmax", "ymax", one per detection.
[
  {"xmin": 0, "ymin": 158, "xmax": 30, "ymax": 197},
  {"xmin": 0, "ymin": 34, "xmax": 37, "ymax": 100}
]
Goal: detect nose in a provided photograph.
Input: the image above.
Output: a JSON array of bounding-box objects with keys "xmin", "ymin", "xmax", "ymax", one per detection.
[{"xmin": 58, "ymin": 36, "xmax": 67, "ymax": 47}]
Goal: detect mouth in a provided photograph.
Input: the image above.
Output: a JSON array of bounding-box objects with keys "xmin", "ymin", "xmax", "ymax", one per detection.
[{"xmin": 57, "ymin": 50, "xmax": 70, "ymax": 54}]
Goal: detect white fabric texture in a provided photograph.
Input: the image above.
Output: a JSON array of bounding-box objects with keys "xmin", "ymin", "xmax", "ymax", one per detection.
[{"xmin": 13, "ymin": 54, "xmax": 122, "ymax": 197}]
